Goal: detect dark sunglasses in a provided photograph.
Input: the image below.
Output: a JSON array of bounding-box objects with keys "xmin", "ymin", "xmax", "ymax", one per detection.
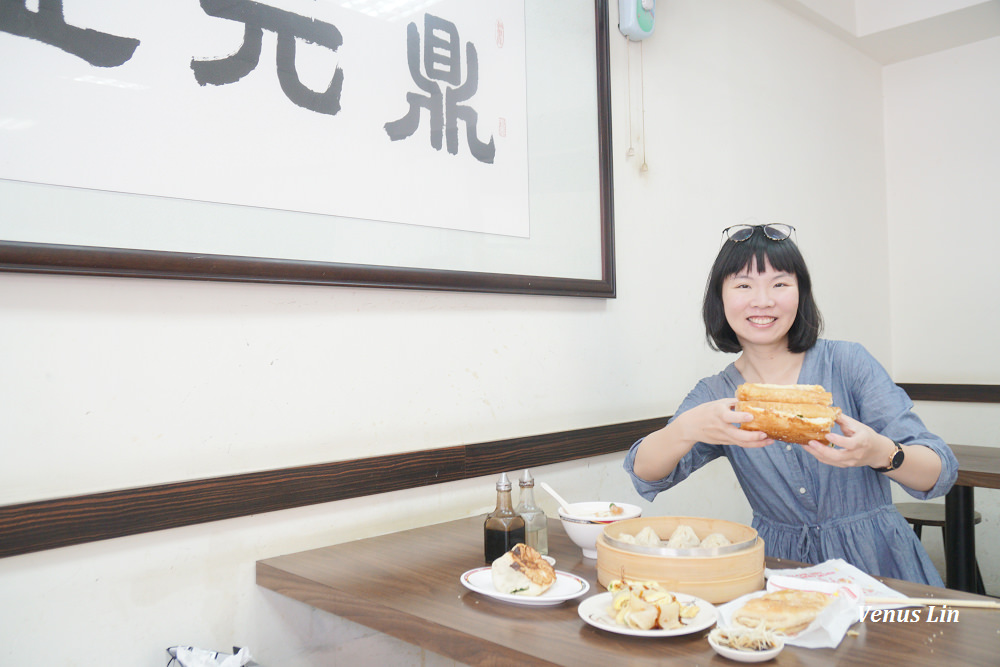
[{"xmin": 722, "ymin": 224, "xmax": 796, "ymax": 243}]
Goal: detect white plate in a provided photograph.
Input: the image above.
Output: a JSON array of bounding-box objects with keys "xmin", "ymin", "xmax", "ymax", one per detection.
[
  {"xmin": 708, "ymin": 631, "xmax": 784, "ymax": 662},
  {"xmin": 460, "ymin": 567, "xmax": 590, "ymax": 606},
  {"xmin": 577, "ymin": 591, "xmax": 718, "ymax": 637}
]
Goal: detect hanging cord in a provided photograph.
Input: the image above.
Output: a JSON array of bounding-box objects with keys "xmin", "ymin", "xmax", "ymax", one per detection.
[
  {"xmin": 639, "ymin": 39, "xmax": 648, "ymax": 172},
  {"xmin": 625, "ymin": 35, "xmax": 635, "ymax": 157}
]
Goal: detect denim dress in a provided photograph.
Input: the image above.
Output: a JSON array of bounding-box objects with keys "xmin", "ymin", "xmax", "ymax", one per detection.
[{"xmin": 623, "ymin": 339, "xmax": 958, "ymax": 586}]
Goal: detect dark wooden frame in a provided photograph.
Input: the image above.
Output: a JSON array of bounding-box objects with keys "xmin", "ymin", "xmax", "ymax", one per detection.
[
  {"xmin": 1, "ymin": 382, "xmax": 994, "ymax": 560},
  {"xmin": 0, "ymin": 1, "xmax": 615, "ymax": 298}
]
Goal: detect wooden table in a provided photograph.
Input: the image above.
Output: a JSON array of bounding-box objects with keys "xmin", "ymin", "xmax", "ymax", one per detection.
[
  {"xmin": 257, "ymin": 516, "xmax": 1000, "ymax": 666},
  {"xmin": 946, "ymin": 444, "xmax": 1000, "ymax": 592}
]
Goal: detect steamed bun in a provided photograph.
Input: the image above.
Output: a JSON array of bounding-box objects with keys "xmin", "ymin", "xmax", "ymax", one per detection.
[{"xmin": 491, "ymin": 543, "xmax": 556, "ymax": 596}]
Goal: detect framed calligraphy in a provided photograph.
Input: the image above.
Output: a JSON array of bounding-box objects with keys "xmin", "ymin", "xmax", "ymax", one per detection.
[{"xmin": 0, "ymin": 0, "xmax": 614, "ymax": 297}]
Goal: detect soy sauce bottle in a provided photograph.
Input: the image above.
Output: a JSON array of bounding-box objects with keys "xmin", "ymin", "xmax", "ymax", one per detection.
[{"xmin": 484, "ymin": 472, "xmax": 525, "ymax": 563}]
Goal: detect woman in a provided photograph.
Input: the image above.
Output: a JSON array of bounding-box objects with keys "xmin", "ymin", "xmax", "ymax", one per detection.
[{"xmin": 624, "ymin": 223, "xmax": 957, "ymax": 585}]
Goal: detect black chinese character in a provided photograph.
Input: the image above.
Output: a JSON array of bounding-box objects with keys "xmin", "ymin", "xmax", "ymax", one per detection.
[
  {"xmin": 191, "ymin": 0, "xmax": 344, "ymax": 116},
  {"xmin": 0, "ymin": 0, "xmax": 139, "ymax": 67},
  {"xmin": 384, "ymin": 14, "xmax": 496, "ymax": 164}
]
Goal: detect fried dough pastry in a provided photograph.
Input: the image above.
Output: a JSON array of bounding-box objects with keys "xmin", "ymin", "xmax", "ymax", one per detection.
[
  {"xmin": 736, "ymin": 383, "xmax": 841, "ymax": 445},
  {"xmin": 733, "ymin": 589, "xmax": 833, "ymax": 635}
]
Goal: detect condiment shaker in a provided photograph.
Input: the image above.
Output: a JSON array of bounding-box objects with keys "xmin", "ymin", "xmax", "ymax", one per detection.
[{"xmin": 516, "ymin": 469, "xmax": 548, "ymax": 555}]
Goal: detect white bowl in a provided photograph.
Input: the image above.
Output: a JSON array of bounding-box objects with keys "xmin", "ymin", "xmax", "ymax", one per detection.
[
  {"xmin": 558, "ymin": 501, "xmax": 642, "ymax": 559},
  {"xmin": 707, "ymin": 628, "xmax": 784, "ymax": 662}
]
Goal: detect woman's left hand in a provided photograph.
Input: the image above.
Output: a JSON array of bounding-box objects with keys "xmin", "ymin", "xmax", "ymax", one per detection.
[{"xmin": 803, "ymin": 413, "xmax": 894, "ymax": 468}]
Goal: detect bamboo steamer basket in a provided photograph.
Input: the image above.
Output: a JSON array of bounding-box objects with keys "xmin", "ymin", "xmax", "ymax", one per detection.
[{"xmin": 596, "ymin": 516, "xmax": 765, "ymax": 603}]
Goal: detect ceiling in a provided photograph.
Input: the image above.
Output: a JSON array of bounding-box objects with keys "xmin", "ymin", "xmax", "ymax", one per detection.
[{"xmin": 772, "ymin": 0, "xmax": 1000, "ymax": 63}]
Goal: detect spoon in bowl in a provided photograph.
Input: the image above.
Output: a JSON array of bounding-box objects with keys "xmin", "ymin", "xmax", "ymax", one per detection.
[{"xmin": 539, "ymin": 482, "xmax": 573, "ymax": 515}]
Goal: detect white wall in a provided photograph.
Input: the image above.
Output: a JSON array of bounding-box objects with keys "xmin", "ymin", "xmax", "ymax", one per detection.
[
  {"xmin": 884, "ymin": 36, "xmax": 1000, "ymax": 383},
  {"xmin": 882, "ymin": 35, "xmax": 1000, "ymax": 594},
  {"xmin": 0, "ymin": 2, "xmax": 994, "ymax": 666}
]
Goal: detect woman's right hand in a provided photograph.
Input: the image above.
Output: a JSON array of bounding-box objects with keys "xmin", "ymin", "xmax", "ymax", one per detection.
[
  {"xmin": 632, "ymin": 398, "xmax": 772, "ymax": 481},
  {"xmin": 672, "ymin": 398, "xmax": 774, "ymax": 448}
]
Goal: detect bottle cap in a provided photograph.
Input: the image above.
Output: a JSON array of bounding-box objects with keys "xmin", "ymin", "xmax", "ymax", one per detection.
[
  {"xmin": 519, "ymin": 469, "xmax": 534, "ymax": 486},
  {"xmin": 496, "ymin": 472, "xmax": 512, "ymax": 490}
]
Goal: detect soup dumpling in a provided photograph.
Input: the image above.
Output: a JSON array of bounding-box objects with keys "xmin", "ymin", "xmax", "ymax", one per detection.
[
  {"xmin": 666, "ymin": 524, "xmax": 701, "ymax": 549},
  {"xmin": 634, "ymin": 526, "xmax": 662, "ymax": 547},
  {"xmin": 699, "ymin": 532, "xmax": 732, "ymax": 549}
]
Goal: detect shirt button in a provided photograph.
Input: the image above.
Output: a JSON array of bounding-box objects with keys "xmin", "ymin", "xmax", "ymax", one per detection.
[
  {"xmin": 799, "ymin": 487, "xmax": 806, "ymax": 494},
  {"xmin": 786, "ymin": 445, "xmax": 793, "ymax": 451}
]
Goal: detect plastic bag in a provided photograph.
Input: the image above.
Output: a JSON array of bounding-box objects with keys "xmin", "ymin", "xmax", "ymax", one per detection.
[{"xmin": 166, "ymin": 646, "xmax": 256, "ymax": 667}]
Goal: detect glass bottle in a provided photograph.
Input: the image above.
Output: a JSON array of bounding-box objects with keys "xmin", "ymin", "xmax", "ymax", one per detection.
[
  {"xmin": 483, "ymin": 472, "xmax": 525, "ymax": 563},
  {"xmin": 516, "ymin": 469, "xmax": 548, "ymax": 555}
]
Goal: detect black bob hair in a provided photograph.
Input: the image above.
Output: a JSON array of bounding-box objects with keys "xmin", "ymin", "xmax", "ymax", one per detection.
[{"xmin": 702, "ymin": 228, "xmax": 823, "ymax": 354}]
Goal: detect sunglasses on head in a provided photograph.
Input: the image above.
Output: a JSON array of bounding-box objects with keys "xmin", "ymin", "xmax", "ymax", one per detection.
[{"xmin": 722, "ymin": 223, "xmax": 796, "ymax": 243}]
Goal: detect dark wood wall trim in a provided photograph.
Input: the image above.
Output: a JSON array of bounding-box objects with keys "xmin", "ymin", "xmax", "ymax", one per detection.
[
  {"xmin": 4, "ymin": 382, "xmax": 995, "ymax": 560},
  {"xmin": 897, "ymin": 383, "xmax": 1000, "ymax": 403},
  {"xmin": 0, "ymin": 416, "xmax": 668, "ymax": 560}
]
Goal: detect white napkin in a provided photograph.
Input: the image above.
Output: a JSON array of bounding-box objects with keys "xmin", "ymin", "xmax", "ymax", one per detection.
[
  {"xmin": 166, "ymin": 646, "xmax": 254, "ymax": 667},
  {"xmin": 764, "ymin": 558, "xmax": 909, "ymax": 609}
]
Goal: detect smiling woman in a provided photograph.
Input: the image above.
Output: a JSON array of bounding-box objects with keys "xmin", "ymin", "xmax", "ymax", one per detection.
[{"xmin": 625, "ymin": 224, "xmax": 959, "ymax": 588}]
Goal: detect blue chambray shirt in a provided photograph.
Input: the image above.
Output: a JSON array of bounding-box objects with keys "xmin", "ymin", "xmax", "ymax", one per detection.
[{"xmin": 623, "ymin": 339, "xmax": 958, "ymax": 586}]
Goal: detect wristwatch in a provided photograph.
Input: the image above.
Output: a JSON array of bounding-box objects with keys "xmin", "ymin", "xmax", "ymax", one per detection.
[{"xmin": 872, "ymin": 441, "xmax": 904, "ymax": 472}]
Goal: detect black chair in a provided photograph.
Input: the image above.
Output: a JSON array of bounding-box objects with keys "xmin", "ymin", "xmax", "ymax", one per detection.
[{"xmin": 896, "ymin": 502, "xmax": 985, "ymax": 593}]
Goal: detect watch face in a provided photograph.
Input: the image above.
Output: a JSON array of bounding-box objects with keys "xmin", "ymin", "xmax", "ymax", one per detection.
[{"xmin": 891, "ymin": 447, "xmax": 905, "ymax": 469}]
